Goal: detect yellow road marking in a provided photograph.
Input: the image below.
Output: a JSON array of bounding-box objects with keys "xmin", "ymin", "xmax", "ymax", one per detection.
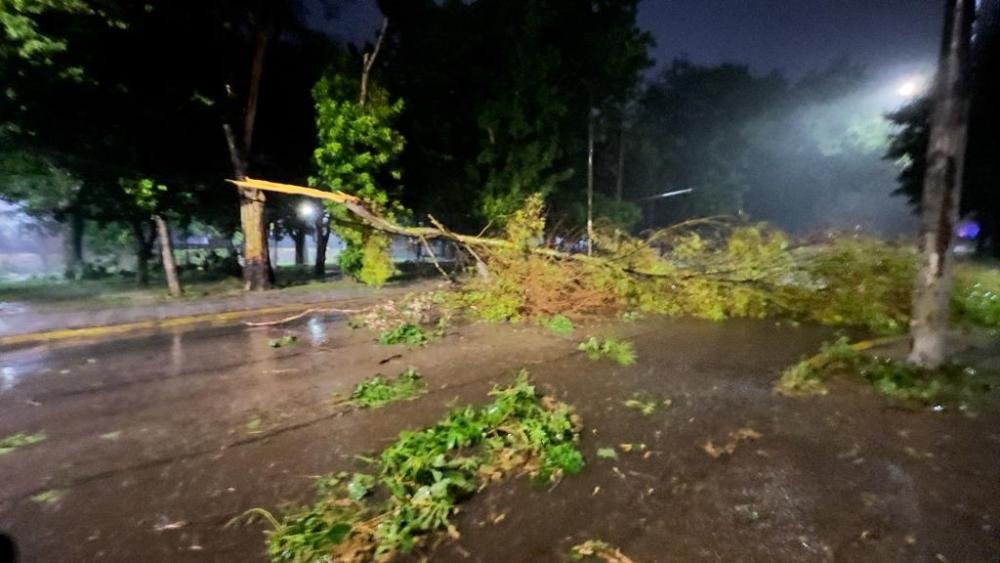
[{"xmin": 0, "ymin": 301, "xmax": 359, "ymax": 348}]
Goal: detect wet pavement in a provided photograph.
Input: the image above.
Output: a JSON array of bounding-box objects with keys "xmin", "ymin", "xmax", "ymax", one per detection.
[
  {"xmin": 0, "ymin": 314, "xmax": 998, "ymax": 562},
  {"xmin": 0, "ymin": 280, "xmax": 434, "ymax": 338}
]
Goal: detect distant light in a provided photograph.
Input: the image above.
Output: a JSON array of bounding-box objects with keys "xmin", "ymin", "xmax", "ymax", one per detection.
[
  {"xmin": 298, "ymin": 202, "xmax": 317, "ymax": 220},
  {"xmin": 897, "ymin": 76, "xmax": 926, "ymax": 98},
  {"xmin": 637, "ymin": 188, "xmax": 694, "ymax": 202},
  {"xmin": 957, "ymin": 220, "xmax": 980, "ymax": 239}
]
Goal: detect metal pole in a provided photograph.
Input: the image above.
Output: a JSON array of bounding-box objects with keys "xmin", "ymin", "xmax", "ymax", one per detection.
[{"xmin": 586, "ymin": 108, "xmax": 595, "ymax": 256}]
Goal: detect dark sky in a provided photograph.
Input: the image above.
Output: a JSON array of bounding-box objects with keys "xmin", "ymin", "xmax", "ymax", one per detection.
[{"xmin": 312, "ymin": 0, "xmax": 945, "ymax": 78}]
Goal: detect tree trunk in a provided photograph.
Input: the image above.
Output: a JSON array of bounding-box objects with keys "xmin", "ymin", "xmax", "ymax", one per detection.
[
  {"xmin": 223, "ymin": 21, "xmax": 273, "ymax": 291},
  {"xmin": 153, "ymin": 214, "xmax": 183, "ymax": 297},
  {"xmin": 63, "ymin": 212, "xmax": 84, "ymax": 278},
  {"xmin": 314, "ymin": 214, "xmax": 330, "ymax": 277},
  {"xmin": 293, "ymin": 228, "xmax": 306, "ymax": 266},
  {"xmin": 616, "ymin": 125, "xmax": 626, "ymax": 202},
  {"xmin": 908, "ymin": 0, "xmax": 974, "ymax": 368},
  {"xmin": 238, "ymin": 187, "xmax": 270, "ymax": 290},
  {"xmin": 131, "ymin": 219, "xmax": 154, "ymax": 287}
]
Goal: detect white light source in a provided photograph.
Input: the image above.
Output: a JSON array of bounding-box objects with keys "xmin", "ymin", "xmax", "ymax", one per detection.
[
  {"xmin": 897, "ymin": 76, "xmax": 925, "ymax": 98},
  {"xmin": 297, "ymin": 201, "xmax": 317, "ymax": 220}
]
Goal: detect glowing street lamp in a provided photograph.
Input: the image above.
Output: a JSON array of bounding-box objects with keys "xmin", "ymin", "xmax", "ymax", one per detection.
[
  {"xmin": 897, "ymin": 75, "xmax": 926, "ymax": 99},
  {"xmin": 298, "ymin": 201, "xmax": 318, "ymax": 220}
]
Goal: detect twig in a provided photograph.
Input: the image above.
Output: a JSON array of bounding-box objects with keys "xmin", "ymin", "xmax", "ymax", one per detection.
[
  {"xmin": 245, "ymin": 307, "xmax": 367, "ymax": 327},
  {"xmin": 418, "ymin": 235, "xmax": 453, "ymax": 283}
]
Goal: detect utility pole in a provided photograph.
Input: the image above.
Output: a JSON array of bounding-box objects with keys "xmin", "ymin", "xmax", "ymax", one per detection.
[
  {"xmin": 908, "ymin": 0, "xmax": 975, "ymax": 368},
  {"xmin": 586, "ymin": 107, "xmax": 595, "ymax": 256}
]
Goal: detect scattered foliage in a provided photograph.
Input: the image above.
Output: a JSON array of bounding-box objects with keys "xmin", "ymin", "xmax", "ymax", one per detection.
[
  {"xmin": 377, "ymin": 323, "xmax": 428, "ymax": 346},
  {"xmin": 353, "ymin": 292, "xmax": 452, "ymax": 347},
  {"xmin": 261, "ymin": 372, "xmax": 583, "ymax": 561},
  {"xmin": 268, "ymin": 335, "xmax": 298, "ymax": 348},
  {"xmin": 702, "ymin": 427, "xmax": 762, "ymax": 458},
  {"xmin": 777, "ymin": 337, "xmax": 998, "ymax": 405},
  {"xmin": 623, "ymin": 392, "xmax": 670, "ymax": 415},
  {"xmin": 569, "ymin": 539, "xmax": 635, "ymax": 563},
  {"xmin": 578, "ymin": 337, "xmax": 636, "ymax": 366},
  {"xmin": 776, "ymin": 337, "xmax": 859, "ymax": 396},
  {"xmin": 596, "ymin": 447, "xmax": 618, "ymax": 460},
  {"xmin": 30, "ymin": 489, "xmax": 66, "ymax": 505},
  {"xmin": 348, "ymin": 368, "xmax": 425, "ymax": 409},
  {"xmin": 0, "ymin": 431, "xmax": 46, "ymax": 455}
]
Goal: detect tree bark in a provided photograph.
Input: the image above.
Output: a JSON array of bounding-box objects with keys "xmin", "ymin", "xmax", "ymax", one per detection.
[
  {"xmin": 153, "ymin": 214, "xmax": 183, "ymax": 297},
  {"xmin": 359, "ymin": 18, "xmax": 389, "ymax": 107},
  {"xmin": 223, "ymin": 19, "xmax": 273, "ymax": 291},
  {"xmin": 908, "ymin": 0, "xmax": 974, "ymax": 368},
  {"xmin": 293, "ymin": 227, "xmax": 306, "ymax": 266},
  {"xmin": 616, "ymin": 125, "xmax": 626, "ymax": 202},
  {"xmin": 63, "ymin": 212, "xmax": 84, "ymax": 278},
  {"xmin": 314, "ymin": 213, "xmax": 330, "ymax": 277},
  {"xmin": 131, "ymin": 219, "xmax": 155, "ymax": 287}
]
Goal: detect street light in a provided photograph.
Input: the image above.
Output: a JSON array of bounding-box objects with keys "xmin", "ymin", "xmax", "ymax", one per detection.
[
  {"xmin": 897, "ymin": 75, "xmax": 927, "ymax": 99},
  {"xmin": 298, "ymin": 201, "xmax": 317, "ymax": 220}
]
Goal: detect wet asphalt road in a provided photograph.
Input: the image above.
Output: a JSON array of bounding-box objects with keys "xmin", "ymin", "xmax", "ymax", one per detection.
[{"xmin": 1, "ymin": 315, "xmax": 998, "ymax": 562}]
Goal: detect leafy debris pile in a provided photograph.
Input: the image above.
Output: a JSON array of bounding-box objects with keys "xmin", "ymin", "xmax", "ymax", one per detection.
[
  {"xmin": 347, "ymin": 368, "xmax": 426, "ymax": 408},
  {"xmin": 776, "ymin": 337, "xmax": 997, "ymax": 405},
  {"xmin": 578, "ymin": 337, "xmax": 637, "ymax": 366},
  {"xmin": 262, "ymin": 372, "xmax": 583, "ymax": 561}
]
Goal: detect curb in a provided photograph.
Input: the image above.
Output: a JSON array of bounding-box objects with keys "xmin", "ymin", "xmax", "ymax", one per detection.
[{"xmin": 0, "ymin": 300, "xmax": 363, "ymax": 348}]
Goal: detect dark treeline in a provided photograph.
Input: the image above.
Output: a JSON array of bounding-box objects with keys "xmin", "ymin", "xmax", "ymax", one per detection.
[{"xmin": 1, "ymin": 0, "xmax": 996, "ymax": 290}]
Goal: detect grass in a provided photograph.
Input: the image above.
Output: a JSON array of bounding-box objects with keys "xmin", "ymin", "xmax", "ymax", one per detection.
[
  {"xmin": 954, "ymin": 263, "xmax": 1000, "ymax": 328},
  {"xmin": 257, "ymin": 372, "xmax": 583, "ymax": 561},
  {"xmin": 377, "ymin": 323, "xmax": 428, "ymax": 346},
  {"xmin": 0, "ymin": 431, "xmax": 46, "ymax": 455},
  {"xmin": 578, "ymin": 337, "xmax": 636, "ymax": 366},
  {"xmin": 776, "ymin": 336, "xmax": 997, "ymax": 406},
  {"xmin": 347, "ymin": 368, "xmax": 426, "ymax": 408}
]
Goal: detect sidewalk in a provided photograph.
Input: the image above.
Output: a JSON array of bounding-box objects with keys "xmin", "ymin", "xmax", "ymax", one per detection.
[{"xmin": 0, "ymin": 280, "xmax": 436, "ymax": 346}]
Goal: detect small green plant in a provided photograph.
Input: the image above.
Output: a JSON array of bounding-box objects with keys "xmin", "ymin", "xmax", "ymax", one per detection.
[
  {"xmin": 268, "ymin": 335, "xmax": 298, "ymax": 348},
  {"xmin": 0, "ymin": 431, "xmax": 46, "ymax": 455},
  {"xmin": 261, "ymin": 372, "xmax": 583, "ymax": 561},
  {"xmin": 348, "ymin": 368, "xmax": 426, "ymax": 408},
  {"xmin": 377, "ymin": 323, "xmax": 428, "ymax": 346},
  {"xmin": 578, "ymin": 337, "xmax": 636, "ymax": 366},
  {"xmin": 541, "ymin": 314, "xmax": 574, "ymax": 336}
]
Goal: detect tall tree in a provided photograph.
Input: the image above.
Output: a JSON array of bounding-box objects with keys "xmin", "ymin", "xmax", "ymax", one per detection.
[{"xmin": 908, "ymin": 0, "xmax": 975, "ymax": 368}]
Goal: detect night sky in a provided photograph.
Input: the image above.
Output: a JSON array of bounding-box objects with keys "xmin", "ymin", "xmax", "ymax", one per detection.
[{"xmin": 311, "ymin": 0, "xmax": 945, "ymax": 78}]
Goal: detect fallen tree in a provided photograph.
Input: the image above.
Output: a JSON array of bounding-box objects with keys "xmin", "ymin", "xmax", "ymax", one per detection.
[{"xmin": 230, "ymin": 178, "xmax": 998, "ymax": 334}]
